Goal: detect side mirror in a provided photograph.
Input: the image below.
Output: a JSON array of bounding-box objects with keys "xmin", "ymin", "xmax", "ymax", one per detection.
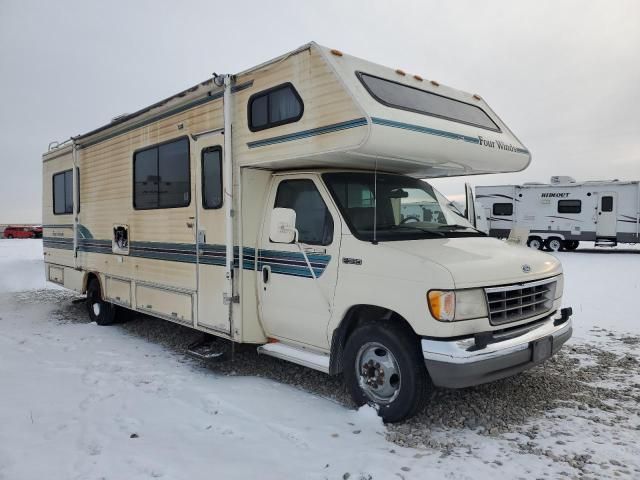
[{"xmin": 269, "ymin": 208, "xmax": 297, "ymax": 244}]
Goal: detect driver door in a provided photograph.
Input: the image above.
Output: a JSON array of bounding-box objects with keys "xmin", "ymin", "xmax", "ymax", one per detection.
[{"xmin": 258, "ymin": 174, "xmax": 341, "ymax": 349}]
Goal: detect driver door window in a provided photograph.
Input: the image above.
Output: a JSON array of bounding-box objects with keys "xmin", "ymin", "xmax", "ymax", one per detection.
[{"xmin": 274, "ymin": 179, "xmax": 334, "ymax": 245}]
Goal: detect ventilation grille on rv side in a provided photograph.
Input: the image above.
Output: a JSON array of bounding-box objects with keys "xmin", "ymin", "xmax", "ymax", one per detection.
[{"xmin": 485, "ymin": 278, "xmax": 556, "ymax": 326}]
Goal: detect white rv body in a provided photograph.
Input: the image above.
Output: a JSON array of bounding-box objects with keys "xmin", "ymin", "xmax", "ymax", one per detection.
[
  {"xmin": 42, "ymin": 42, "xmax": 571, "ymax": 421},
  {"xmin": 477, "ymin": 178, "xmax": 640, "ymax": 249}
]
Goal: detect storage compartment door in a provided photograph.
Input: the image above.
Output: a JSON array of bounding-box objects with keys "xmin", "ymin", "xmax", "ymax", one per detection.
[{"xmin": 135, "ymin": 284, "xmax": 193, "ymax": 324}]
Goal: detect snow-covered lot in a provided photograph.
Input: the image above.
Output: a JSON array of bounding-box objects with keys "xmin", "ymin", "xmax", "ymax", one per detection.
[{"xmin": 1, "ymin": 240, "xmax": 639, "ymax": 479}]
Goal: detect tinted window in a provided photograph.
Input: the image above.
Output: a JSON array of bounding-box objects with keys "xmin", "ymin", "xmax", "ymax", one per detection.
[
  {"xmin": 249, "ymin": 83, "xmax": 303, "ymax": 131},
  {"xmin": 493, "ymin": 203, "xmax": 513, "ymax": 216},
  {"xmin": 53, "ymin": 169, "xmax": 74, "ymax": 215},
  {"xmin": 357, "ymin": 72, "xmax": 499, "ymax": 131},
  {"xmin": 558, "ymin": 200, "xmax": 581, "ymax": 214},
  {"xmin": 134, "ymin": 137, "xmax": 190, "ymax": 209},
  {"xmin": 601, "ymin": 196, "xmax": 613, "ymax": 212},
  {"xmin": 274, "ymin": 180, "xmax": 333, "ymax": 245},
  {"xmin": 202, "ymin": 147, "xmax": 222, "ymax": 209}
]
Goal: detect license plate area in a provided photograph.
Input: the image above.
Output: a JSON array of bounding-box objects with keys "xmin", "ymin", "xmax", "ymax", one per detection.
[{"xmin": 531, "ymin": 336, "xmax": 553, "ymax": 363}]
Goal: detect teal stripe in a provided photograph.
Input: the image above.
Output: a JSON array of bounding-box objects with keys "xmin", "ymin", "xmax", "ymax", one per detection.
[
  {"xmin": 371, "ymin": 117, "xmax": 529, "ymax": 155},
  {"xmin": 44, "ymin": 239, "xmax": 331, "ymax": 279},
  {"xmin": 247, "ymin": 117, "xmax": 368, "ymax": 149}
]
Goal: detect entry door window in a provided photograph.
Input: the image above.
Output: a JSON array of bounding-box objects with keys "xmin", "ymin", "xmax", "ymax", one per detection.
[
  {"xmin": 274, "ymin": 180, "xmax": 333, "ymax": 245},
  {"xmin": 601, "ymin": 196, "xmax": 613, "ymax": 212}
]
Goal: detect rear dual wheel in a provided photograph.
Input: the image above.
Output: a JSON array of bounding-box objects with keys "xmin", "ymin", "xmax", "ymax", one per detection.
[
  {"xmin": 343, "ymin": 322, "xmax": 428, "ymax": 423},
  {"xmin": 86, "ymin": 278, "xmax": 118, "ymax": 325}
]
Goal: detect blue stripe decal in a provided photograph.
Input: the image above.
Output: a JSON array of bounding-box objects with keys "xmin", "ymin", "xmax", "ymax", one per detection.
[
  {"xmin": 371, "ymin": 117, "xmax": 529, "ymax": 155},
  {"xmin": 44, "ymin": 238, "xmax": 330, "ymax": 278},
  {"xmin": 247, "ymin": 117, "xmax": 368, "ymax": 149}
]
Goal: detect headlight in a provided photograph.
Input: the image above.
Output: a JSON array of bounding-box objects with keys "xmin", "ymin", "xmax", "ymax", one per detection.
[{"xmin": 427, "ymin": 289, "xmax": 488, "ymax": 321}]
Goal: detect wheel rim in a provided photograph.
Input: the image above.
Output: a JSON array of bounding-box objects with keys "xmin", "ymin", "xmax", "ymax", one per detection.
[
  {"xmin": 92, "ymin": 302, "xmax": 101, "ymax": 316},
  {"xmin": 355, "ymin": 342, "xmax": 401, "ymax": 405},
  {"xmin": 549, "ymin": 240, "xmax": 561, "ymax": 251},
  {"xmin": 530, "ymin": 239, "xmax": 540, "ymax": 249}
]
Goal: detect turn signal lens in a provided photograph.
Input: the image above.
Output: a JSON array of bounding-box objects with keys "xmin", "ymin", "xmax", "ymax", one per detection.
[{"xmin": 427, "ymin": 290, "xmax": 455, "ymax": 321}]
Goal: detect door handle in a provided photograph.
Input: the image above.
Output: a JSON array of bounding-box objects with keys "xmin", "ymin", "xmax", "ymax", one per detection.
[{"xmin": 262, "ymin": 266, "xmax": 270, "ymax": 284}]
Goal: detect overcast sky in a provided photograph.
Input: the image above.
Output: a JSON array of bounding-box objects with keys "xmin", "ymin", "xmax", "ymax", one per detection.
[{"xmin": 1, "ymin": 0, "xmax": 638, "ymax": 222}]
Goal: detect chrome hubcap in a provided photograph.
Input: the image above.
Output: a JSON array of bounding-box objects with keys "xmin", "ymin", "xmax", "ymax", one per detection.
[
  {"xmin": 355, "ymin": 342, "xmax": 401, "ymax": 404},
  {"xmin": 93, "ymin": 303, "xmax": 101, "ymax": 316}
]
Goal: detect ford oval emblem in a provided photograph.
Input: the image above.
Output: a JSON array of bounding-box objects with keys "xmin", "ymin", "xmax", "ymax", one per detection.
[{"xmin": 522, "ymin": 264, "xmax": 532, "ymax": 273}]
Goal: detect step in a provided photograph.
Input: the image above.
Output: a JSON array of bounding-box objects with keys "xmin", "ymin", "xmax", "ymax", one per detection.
[
  {"xmin": 257, "ymin": 342, "xmax": 330, "ymax": 373},
  {"xmin": 595, "ymin": 238, "xmax": 617, "ymax": 247},
  {"xmin": 186, "ymin": 338, "xmax": 226, "ymax": 361}
]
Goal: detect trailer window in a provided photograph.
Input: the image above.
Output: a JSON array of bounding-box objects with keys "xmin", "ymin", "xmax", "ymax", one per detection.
[
  {"xmin": 492, "ymin": 203, "xmax": 513, "ymax": 216},
  {"xmin": 357, "ymin": 72, "xmax": 499, "ymax": 132},
  {"xmin": 274, "ymin": 180, "xmax": 333, "ymax": 246},
  {"xmin": 53, "ymin": 169, "xmax": 73, "ymax": 215},
  {"xmin": 248, "ymin": 83, "xmax": 303, "ymax": 132},
  {"xmin": 202, "ymin": 146, "xmax": 222, "ymax": 209},
  {"xmin": 601, "ymin": 196, "xmax": 613, "ymax": 212},
  {"xmin": 558, "ymin": 199, "xmax": 581, "ymax": 214},
  {"xmin": 134, "ymin": 137, "xmax": 190, "ymax": 210}
]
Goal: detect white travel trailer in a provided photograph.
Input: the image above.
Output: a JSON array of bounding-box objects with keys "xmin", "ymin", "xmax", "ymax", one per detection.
[
  {"xmin": 42, "ymin": 42, "xmax": 572, "ymax": 421},
  {"xmin": 477, "ymin": 176, "xmax": 640, "ymax": 251}
]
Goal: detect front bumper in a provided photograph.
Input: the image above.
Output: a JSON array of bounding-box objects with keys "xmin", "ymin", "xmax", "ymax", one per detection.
[{"xmin": 422, "ymin": 309, "xmax": 572, "ymax": 388}]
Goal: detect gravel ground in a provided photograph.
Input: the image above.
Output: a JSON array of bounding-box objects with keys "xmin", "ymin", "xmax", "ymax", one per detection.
[{"xmin": 22, "ymin": 289, "xmax": 640, "ymax": 478}]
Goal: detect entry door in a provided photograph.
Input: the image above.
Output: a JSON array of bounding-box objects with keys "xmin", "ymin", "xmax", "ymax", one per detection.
[
  {"xmin": 596, "ymin": 192, "xmax": 617, "ymax": 238},
  {"xmin": 258, "ymin": 175, "xmax": 341, "ymax": 349},
  {"xmin": 194, "ymin": 133, "xmax": 230, "ymax": 333}
]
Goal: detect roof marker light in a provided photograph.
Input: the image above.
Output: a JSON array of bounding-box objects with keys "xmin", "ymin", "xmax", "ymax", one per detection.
[
  {"xmin": 395, "ymin": 69, "xmax": 406, "ymax": 76},
  {"xmin": 473, "ymin": 94, "xmax": 482, "ymax": 100},
  {"xmin": 430, "ymin": 80, "xmax": 440, "ymax": 86},
  {"xmin": 330, "ymin": 49, "xmax": 343, "ymax": 57},
  {"xmin": 413, "ymin": 74, "xmax": 423, "ymax": 81}
]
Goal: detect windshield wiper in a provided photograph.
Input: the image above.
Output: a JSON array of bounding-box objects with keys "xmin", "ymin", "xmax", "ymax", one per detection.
[
  {"xmin": 380, "ymin": 224, "xmax": 446, "ymax": 237},
  {"xmin": 437, "ymin": 224, "xmax": 485, "ymax": 234}
]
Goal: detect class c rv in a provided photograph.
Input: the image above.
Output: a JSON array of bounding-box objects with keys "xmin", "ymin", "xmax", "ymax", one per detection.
[
  {"xmin": 42, "ymin": 42, "xmax": 572, "ymax": 422},
  {"xmin": 477, "ymin": 176, "xmax": 640, "ymax": 251}
]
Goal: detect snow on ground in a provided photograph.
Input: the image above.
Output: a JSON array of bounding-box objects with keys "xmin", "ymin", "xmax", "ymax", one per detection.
[{"xmin": 0, "ymin": 239, "xmax": 639, "ymax": 480}]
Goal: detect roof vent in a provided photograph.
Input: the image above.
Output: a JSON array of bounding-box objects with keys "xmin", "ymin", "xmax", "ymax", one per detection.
[
  {"xmin": 550, "ymin": 176, "xmax": 576, "ymax": 184},
  {"xmin": 111, "ymin": 113, "xmax": 129, "ymax": 123}
]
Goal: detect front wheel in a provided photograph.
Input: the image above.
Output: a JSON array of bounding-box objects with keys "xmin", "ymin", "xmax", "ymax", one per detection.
[
  {"xmin": 6, "ymin": 234, "xmax": 13, "ymax": 239},
  {"xmin": 343, "ymin": 322, "xmax": 429, "ymax": 423},
  {"xmin": 86, "ymin": 278, "xmax": 117, "ymax": 325}
]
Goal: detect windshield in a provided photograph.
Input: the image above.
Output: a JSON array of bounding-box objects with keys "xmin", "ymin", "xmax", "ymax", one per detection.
[{"xmin": 323, "ymin": 172, "xmax": 483, "ymax": 242}]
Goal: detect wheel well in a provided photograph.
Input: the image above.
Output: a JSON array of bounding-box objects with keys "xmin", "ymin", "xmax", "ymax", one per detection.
[
  {"xmin": 84, "ymin": 272, "xmax": 101, "ymax": 295},
  {"xmin": 329, "ymin": 305, "xmax": 417, "ymax": 375}
]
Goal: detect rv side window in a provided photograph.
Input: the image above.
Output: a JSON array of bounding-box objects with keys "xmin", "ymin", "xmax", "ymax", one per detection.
[
  {"xmin": 202, "ymin": 147, "xmax": 222, "ymax": 209},
  {"xmin": 53, "ymin": 169, "xmax": 73, "ymax": 215},
  {"xmin": 493, "ymin": 203, "xmax": 513, "ymax": 216},
  {"xmin": 134, "ymin": 137, "xmax": 190, "ymax": 210},
  {"xmin": 248, "ymin": 83, "xmax": 303, "ymax": 132},
  {"xmin": 357, "ymin": 72, "xmax": 500, "ymax": 132},
  {"xmin": 274, "ymin": 180, "xmax": 333, "ymax": 246},
  {"xmin": 601, "ymin": 196, "xmax": 613, "ymax": 212},
  {"xmin": 557, "ymin": 199, "xmax": 581, "ymax": 214}
]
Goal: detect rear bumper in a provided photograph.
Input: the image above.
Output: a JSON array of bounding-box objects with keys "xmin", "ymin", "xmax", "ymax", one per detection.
[{"xmin": 421, "ymin": 310, "xmax": 572, "ymax": 388}]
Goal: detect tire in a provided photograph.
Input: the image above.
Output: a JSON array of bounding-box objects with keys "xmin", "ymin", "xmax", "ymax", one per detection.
[
  {"xmin": 527, "ymin": 237, "xmax": 543, "ymax": 250},
  {"xmin": 343, "ymin": 322, "xmax": 429, "ymax": 423},
  {"xmin": 545, "ymin": 237, "xmax": 563, "ymax": 252},
  {"xmin": 564, "ymin": 240, "xmax": 579, "ymax": 251},
  {"xmin": 6, "ymin": 234, "xmax": 13, "ymax": 239},
  {"xmin": 86, "ymin": 278, "xmax": 117, "ymax": 326}
]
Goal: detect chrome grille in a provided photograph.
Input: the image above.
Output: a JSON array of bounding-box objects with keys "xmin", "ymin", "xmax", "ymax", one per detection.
[{"xmin": 485, "ymin": 278, "xmax": 557, "ymax": 326}]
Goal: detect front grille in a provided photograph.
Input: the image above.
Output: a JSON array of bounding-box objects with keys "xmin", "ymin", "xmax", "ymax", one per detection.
[{"xmin": 485, "ymin": 278, "xmax": 557, "ymax": 326}]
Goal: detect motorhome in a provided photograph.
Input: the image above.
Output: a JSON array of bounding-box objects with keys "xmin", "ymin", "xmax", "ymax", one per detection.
[
  {"xmin": 42, "ymin": 42, "xmax": 572, "ymax": 422},
  {"xmin": 477, "ymin": 176, "xmax": 640, "ymax": 251}
]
